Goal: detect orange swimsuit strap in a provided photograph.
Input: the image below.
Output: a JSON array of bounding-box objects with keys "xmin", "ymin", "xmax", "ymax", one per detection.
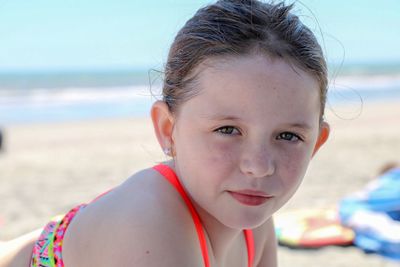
[{"xmin": 153, "ymin": 164, "xmax": 255, "ymax": 267}]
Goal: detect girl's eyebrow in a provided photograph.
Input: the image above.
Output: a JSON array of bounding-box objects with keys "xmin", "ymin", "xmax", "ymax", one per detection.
[
  {"xmin": 284, "ymin": 123, "xmax": 313, "ymax": 130},
  {"xmin": 200, "ymin": 113, "xmax": 314, "ymax": 130},
  {"xmin": 200, "ymin": 114, "xmax": 243, "ymax": 121}
]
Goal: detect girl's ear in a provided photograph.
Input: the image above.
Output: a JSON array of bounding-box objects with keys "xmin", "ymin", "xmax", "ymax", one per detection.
[
  {"xmin": 312, "ymin": 122, "xmax": 330, "ymax": 157},
  {"xmin": 151, "ymin": 101, "xmax": 175, "ymax": 153}
]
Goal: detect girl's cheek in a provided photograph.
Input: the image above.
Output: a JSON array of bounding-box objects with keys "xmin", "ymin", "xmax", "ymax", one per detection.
[
  {"xmin": 205, "ymin": 138, "xmax": 240, "ymax": 166},
  {"xmin": 279, "ymin": 149, "xmax": 311, "ymax": 184}
]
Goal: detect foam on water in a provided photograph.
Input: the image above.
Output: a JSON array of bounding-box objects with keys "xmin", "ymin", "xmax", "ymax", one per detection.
[
  {"xmin": 0, "ymin": 73, "xmax": 399, "ymax": 125},
  {"xmin": 0, "ymin": 85, "xmax": 159, "ymax": 125}
]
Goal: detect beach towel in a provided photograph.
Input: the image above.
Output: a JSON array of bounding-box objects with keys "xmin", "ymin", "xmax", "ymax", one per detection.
[
  {"xmin": 339, "ymin": 168, "xmax": 400, "ymax": 260},
  {"xmin": 275, "ymin": 208, "xmax": 354, "ymax": 248}
]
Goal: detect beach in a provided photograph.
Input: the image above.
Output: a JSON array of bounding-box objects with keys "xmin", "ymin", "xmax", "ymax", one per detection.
[{"xmin": 0, "ymin": 99, "xmax": 399, "ymax": 266}]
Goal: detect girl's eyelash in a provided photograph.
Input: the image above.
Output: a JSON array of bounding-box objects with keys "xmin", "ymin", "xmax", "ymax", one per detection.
[
  {"xmin": 214, "ymin": 127, "xmax": 303, "ymax": 141},
  {"xmin": 276, "ymin": 132, "xmax": 303, "ymax": 142},
  {"xmin": 215, "ymin": 126, "xmax": 241, "ymax": 135}
]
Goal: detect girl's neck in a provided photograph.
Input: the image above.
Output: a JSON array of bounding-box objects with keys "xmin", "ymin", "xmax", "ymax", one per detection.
[
  {"xmin": 166, "ymin": 160, "xmax": 243, "ymax": 265},
  {"xmin": 194, "ymin": 202, "xmax": 243, "ymax": 264}
]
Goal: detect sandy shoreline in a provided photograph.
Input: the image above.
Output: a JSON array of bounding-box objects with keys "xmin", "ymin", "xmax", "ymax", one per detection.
[{"xmin": 1, "ymin": 100, "xmax": 399, "ymax": 266}]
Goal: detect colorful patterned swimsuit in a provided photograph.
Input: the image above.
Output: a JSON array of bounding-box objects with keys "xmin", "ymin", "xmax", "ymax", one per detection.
[
  {"xmin": 30, "ymin": 205, "xmax": 86, "ymax": 267},
  {"xmin": 30, "ymin": 164, "xmax": 255, "ymax": 267}
]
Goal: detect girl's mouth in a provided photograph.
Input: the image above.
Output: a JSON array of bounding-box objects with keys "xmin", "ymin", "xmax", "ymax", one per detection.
[{"xmin": 228, "ymin": 190, "xmax": 272, "ymax": 206}]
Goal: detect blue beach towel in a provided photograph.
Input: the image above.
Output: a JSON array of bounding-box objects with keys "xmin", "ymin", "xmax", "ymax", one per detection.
[{"xmin": 339, "ymin": 168, "xmax": 400, "ymax": 260}]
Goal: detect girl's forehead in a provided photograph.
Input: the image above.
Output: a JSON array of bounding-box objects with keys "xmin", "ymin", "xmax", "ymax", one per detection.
[
  {"xmin": 197, "ymin": 55, "xmax": 319, "ymax": 101},
  {"xmin": 197, "ymin": 54, "xmax": 318, "ymax": 91},
  {"xmin": 178, "ymin": 55, "xmax": 321, "ymax": 125}
]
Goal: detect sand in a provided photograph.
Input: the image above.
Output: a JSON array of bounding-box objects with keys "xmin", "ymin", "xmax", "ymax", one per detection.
[{"xmin": 1, "ymin": 100, "xmax": 399, "ymax": 266}]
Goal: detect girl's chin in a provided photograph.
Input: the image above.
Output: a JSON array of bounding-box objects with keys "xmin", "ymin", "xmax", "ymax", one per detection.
[{"xmin": 218, "ymin": 212, "xmax": 272, "ymax": 230}]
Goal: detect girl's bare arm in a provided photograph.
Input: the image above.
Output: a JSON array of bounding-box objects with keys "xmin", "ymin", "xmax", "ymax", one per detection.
[{"xmin": 0, "ymin": 229, "xmax": 41, "ymax": 267}]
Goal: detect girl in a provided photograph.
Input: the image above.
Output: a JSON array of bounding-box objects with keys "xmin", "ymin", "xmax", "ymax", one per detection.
[{"xmin": 1, "ymin": 0, "xmax": 330, "ymax": 266}]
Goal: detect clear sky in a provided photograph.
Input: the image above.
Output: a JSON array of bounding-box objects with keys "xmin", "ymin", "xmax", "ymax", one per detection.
[{"xmin": 0, "ymin": 0, "xmax": 399, "ymax": 71}]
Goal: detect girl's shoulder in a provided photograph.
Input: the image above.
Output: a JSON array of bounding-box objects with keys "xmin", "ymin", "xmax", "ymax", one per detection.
[{"xmin": 63, "ymin": 167, "xmax": 204, "ymax": 267}]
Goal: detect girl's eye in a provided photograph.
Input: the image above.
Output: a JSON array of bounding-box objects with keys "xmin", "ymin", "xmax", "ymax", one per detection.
[
  {"xmin": 277, "ymin": 132, "xmax": 301, "ymax": 142},
  {"xmin": 215, "ymin": 126, "xmax": 240, "ymax": 135}
]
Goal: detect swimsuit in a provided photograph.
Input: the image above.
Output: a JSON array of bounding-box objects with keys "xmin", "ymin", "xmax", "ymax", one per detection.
[{"xmin": 30, "ymin": 164, "xmax": 255, "ymax": 267}]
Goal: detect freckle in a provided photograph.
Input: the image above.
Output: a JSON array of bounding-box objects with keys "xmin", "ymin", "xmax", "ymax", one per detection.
[{"xmin": 146, "ymin": 250, "xmax": 150, "ymax": 254}]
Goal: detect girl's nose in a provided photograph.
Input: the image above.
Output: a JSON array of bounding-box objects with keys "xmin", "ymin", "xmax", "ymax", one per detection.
[{"xmin": 239, "ymin": 146, "xmax": 275, "ymax": 178}]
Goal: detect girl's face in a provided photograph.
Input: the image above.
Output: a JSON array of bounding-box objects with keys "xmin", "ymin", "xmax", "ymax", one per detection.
[{"xmin": 171, "ymin": 54, "xmax": 326, "ymax": 229}]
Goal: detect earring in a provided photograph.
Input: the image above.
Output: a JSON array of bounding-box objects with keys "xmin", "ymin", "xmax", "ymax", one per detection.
[{"xmin": 163, "ymin": 147, "xmax": 172, "ymax": 156}]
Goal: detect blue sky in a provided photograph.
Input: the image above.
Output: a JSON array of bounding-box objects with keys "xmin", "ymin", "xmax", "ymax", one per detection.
[{"xmin": 0, "ymin": 0, "xmax": 399, "ymax": 71}]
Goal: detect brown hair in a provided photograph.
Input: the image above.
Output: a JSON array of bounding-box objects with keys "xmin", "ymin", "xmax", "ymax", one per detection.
[{"xmin": 163, "ymin": 0, "xmax": 327, "ymax": 118}]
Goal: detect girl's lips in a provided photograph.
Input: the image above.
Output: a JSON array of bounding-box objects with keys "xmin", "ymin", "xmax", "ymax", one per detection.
[{"xmin": 228, "ymin": 190, "xmax": 272, "ymax": 206}]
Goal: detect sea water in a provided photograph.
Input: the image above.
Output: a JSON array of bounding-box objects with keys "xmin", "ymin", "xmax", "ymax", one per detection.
[
  {"xmin": 0, "ymin": 70, "xmax": 161, "ymax": 125},
  {"xmin": 0, "ymin": 66, "xmax": 399, "ymax": 125}
]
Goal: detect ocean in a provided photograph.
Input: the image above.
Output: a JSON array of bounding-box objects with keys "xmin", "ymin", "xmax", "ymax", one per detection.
[
  {"xmin": 0, "ymin": 69, "xmax": 162, "ymax": 125},
  {"xmin": 0, "ymin": 64, "xmax": 399, "ymax": 125}
]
